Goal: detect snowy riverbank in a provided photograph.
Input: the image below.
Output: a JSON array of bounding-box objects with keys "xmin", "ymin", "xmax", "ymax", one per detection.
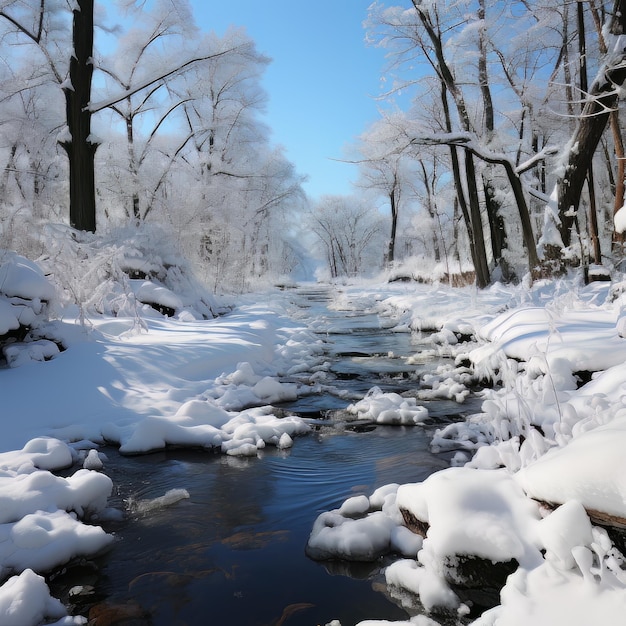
[
  {"xmin": 310, "ymin": 278, "xmax": 626, "ymax": 625},
  {"xmin": 2, "ymin": 255, "xmax": 626, "ymax": 625}
]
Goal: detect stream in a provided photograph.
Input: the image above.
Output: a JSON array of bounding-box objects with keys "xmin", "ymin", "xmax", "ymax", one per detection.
[{"xmin": 52, "ymin": 286, "xmax": 482, "ymax": 625}]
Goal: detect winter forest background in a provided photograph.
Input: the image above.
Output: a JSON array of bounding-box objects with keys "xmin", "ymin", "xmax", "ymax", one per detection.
[{"xmin": 1, "ymin": 0, "xmax": 626, "ymax": 294}]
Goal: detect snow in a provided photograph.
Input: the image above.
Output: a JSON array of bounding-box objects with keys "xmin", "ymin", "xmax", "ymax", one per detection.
[
  {"xmin": 614, "ymin": 203, "xmax": 626, "ymax": 234},
  {"xmin": 3, "ymin": 249, "xmax": 626, "ymax": 625},
  {"xmin": 0, "ymin": 570, "xmax": 69, "ymax": 626},
  {"xmin": 0, "ymin": 253, "xmax": 55, "ymax": 301},
  {"xmin": 396, "ymin": 468, "xmax": 543, "ymax": 569},
  {"xmin": 516, "ymin": 422, "xmax": 626, "ymax": 518},
  {"xmin": 347, "ymin": 386, "xmax": 429, "ymax": 425},
  {"xmin": 129, "ymin": 278, "xmax": 183, "ymax": 311}
]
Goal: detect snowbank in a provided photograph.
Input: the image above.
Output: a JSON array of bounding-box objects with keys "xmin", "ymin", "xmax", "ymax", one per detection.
[
  {"xmin": 312, "ymin": 278, "xmax": 626, "ymax": 625},
  {"xmin": 4, "ymin": 251, "xmax": 626, "ymax": 626},
  {"xmin": 0, "ymin": 251, "xmax": 330, "ymax": 624}
]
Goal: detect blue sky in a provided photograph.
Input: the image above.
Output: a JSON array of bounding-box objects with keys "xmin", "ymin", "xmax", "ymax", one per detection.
[{"xmin": 189, "ymin": 0, "xmax": 388, "ymax": 200}]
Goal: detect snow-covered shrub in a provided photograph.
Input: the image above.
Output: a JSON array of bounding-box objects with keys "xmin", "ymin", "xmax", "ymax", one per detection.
[{"xmin": 39, "ymin": 223, "xmax": 225, "ymax": 322}]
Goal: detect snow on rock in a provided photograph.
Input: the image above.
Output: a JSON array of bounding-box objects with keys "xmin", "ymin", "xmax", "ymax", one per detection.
[
  {"xmin": 0, "ymin": 437, "xmax": 74, "ymax": 473},
  {"xmin": 221, "ymin": 408, "xmax": 309, "ymax": 456},
  {"xmin": 516, "ymin": 419, "xmax": 626, "ymax": 519},
  {"xmin": 212, "ymin": 362, "xmax": 299, "ymax": 410},
  {"xmin": 385, "ymin": 558, "xmax": 463, "ymax": 613},
  {"xmin": 253, "ymin": 376, "xmax": 298, "ymax": 403},
  {"xmin": 0, "ymin": 509, "xmax": 113, "ymax": 577},
  {"xmin": 396, "ymin": 468, "xmax": 542, "ymax": 569},
  {"xmin": 306, "ymin": 510, "xmax": 398, "ymax": 562},
  {"xmin": 0, "ymin": 253, "xmax": 56, "ymax": 354},
  {"xmin": 4, "ymin": 339, "xmax": 60, "ymax": 367},
  {"xmin": 0, "ymin": 469, "xmax": 113, "ymax": 524},
  {"xmin": 0, "ymin": 252, "xmax": 55, "ymax": 302},
  {"xmin": 306, "ymin": 484, "xmax": 418, "ymax": 562},
  {"xmin": 0, "ymin": 569, "xmax": 68, "ymax": 626},
  {"xmin": 130, "ymin": 279, "xmax": 183, "ymax": 313},
  {"xmin": 347, "ymin": 387, "xmax": 429, "ymax": 425},
  {"xmin": 82, "ymin": 449, "xmax": 103, "ymax": 470}
]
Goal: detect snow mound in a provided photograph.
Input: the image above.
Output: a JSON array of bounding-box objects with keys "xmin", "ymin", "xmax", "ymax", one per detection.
[
  {"xmin": 0, "ymin": 252, "xmax": 55, "ymax": 301},
  {"xmin": 0, "ymin": 569, "xmax": 68, "ymax": 626},
  {"xmin": 119, "ymin": 404, "xmax": 309, "ymax": 456},
  {"xmin": 0, "ymin": 510, "xmax": 113, "ymax": 577},
  {"xmin": 516, "ymin": 418, "xmax": 626, "ymax": 518},
  {"xmin": 0, "ymin": 253, "xmax": 56, "ymax": 367},
  {"xmin": 0, "ymin": 469, "xmax": 113, "ymax": 524},
  {"xmin": 306, "ymin": 485, "xmax": 418, "ymax": 562},
  {"xmin": 347, "ymin": 387, "xmax": 429, "ymax": 425},
  {"xmin": 396, "ymin": 467, "xmax": 542, "ymax": 568}
]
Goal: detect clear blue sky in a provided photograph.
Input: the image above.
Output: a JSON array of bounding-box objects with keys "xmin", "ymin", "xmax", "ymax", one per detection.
[{"xmin": 189, "ymin": 0, "xmax": 387, "ymax": 200}]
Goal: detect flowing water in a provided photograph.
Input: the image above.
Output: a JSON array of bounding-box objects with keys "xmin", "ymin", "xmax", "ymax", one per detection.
[{"xmin": 52, "ymin": 286, "xmax": 481, "ymax": 625}]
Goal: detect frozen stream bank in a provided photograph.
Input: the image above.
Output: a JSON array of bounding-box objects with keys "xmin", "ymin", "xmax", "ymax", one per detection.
[{"xmin": 53, "ymin": 286, "xmax": 482, "ymax": 626}]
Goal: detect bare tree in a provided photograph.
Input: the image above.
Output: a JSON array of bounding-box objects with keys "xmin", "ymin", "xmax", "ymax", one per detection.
[
  {"xmin": 309, "ymin": 196, "xmax": 384, "ymax": 278},
  {"xmin": 355, "ymin": 114, "xmax": 416, "ymax": 265}
]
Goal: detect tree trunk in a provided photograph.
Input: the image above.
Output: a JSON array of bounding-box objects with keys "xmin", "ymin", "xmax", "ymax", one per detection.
[
  {"xmin": 465, "ymin": 151, "xmax": 490, "ymax": 288},
  {"xmin": 414, "ymin": 1, "xmax": 490, "ymax": 287},
  {"xmin": 59, "ymin": 0, "xmax": 97, "ymax": 232},
  {"xmin": 388, "ymin": 189, "xmax": 398, "ymax": 264},
  {"xmin": 611, "ymin": 109, "xmax": 626, "ymax": 248},
  {"xmin": 578, "ymin": 0, "xmax": 601, "ymax": 265},
  {"xmin": 483, "ymin": 175, "xmax": 505, "ymax": 264},
  {"xmin": 557, "ymin": 0, "xmax": 626, "ymax": 247},
  {"xmin": 502, "ymin": 161, "xmax": 540, "ymax": 269}
]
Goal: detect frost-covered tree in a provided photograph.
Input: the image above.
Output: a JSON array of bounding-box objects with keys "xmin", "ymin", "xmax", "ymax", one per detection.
[
  {"xmin": 0, "ymin": 0, "xmax": 259, "ymax": 234},
  {"xmin": 0, "ymin": 58, "xmax": 65, "ymax": 253},
  {"xmin": 0, "ymin": 0, "xmax": 72, "ymax": 235},
  {"xmin": 355, "ymin": 113, "xmax": 417, "ymax": 266},
  {"xmin": 96, "ymin": 0, "xmax": 201, "ymax": 222},
  {"xmin": 365, "ymin": 0, "xmax": 624, "ymax": 283},
  {"xmin": 308, "ymin": 195, "xmax": 385, "ymax": 278},
  {"xmin": 0, "ymin": 0, "xmax": 98, "ymax": 231}
]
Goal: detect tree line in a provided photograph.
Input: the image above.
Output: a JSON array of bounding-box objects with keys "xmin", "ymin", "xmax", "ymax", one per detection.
[
  {"xmin": 312, "ymin": 0, "xmax": 626, "ymax": 285},
  {"xmin": 1, "ymin": 0, "xmax": 625, "ymax": 289}
]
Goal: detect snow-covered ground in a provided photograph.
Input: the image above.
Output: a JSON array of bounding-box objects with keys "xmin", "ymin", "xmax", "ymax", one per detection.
[{"xmin": 2, "ymin": 252, "xmax": 626, "ymax": 625}]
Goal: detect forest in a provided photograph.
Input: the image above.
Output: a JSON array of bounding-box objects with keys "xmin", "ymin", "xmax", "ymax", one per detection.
[{"xmin": 0, "ymin": 0, "xmax": 625, "ymax": 291}]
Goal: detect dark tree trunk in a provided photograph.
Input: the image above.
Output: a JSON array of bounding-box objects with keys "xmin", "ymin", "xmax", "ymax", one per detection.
[
  {"xmin": 465, "ymin": 151, "xmax": 490, "ymax": 288},
  {"xmin": 558, "ymin": 0, "xmax": 626, "ymax": 247},
  {"xmin": 578, "ymin": 0, "xmax": 601, "ymax": 265},
  {"xmin": 59, "ymin": 0, "xmax": 97, "ymax": 232},
  {"xmin": 483, "ymin": 176, "xmax": 505, "ymax": 264},
  {"xmin": 414, "ymin": 1, "xmax": 491, "ymax": 288},
  {"xmin": 388, "ymin": 190, "xmax": 398, "ymax": 263}
]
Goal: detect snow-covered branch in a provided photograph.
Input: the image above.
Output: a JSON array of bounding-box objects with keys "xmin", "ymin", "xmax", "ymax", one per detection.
[{"xmin": 88, "ymin": 46, "xmax": 243, "ymax": 113}]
